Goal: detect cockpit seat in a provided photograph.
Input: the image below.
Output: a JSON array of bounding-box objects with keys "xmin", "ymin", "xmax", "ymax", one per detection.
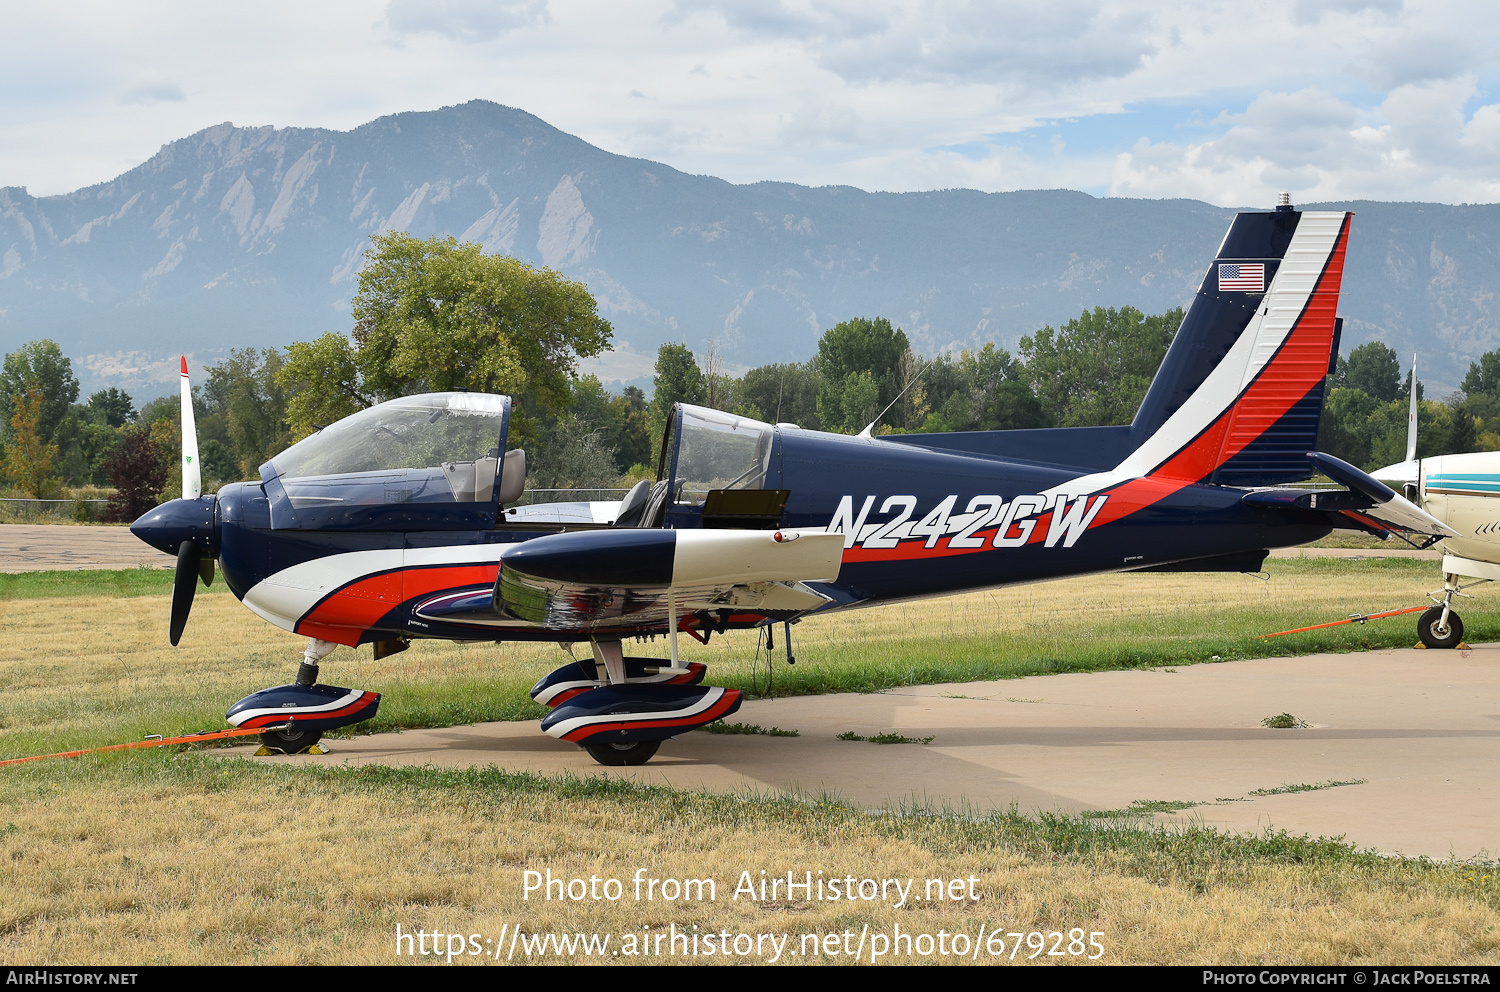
[
  {"xmin": 613, "ymin": 480, "xmax": 651, "ymax": 527},
  {"xmin": 636, "ymin": 480, "xmax": 672, "ymax": 528},
  {"xmin": 497, "ymin": 449, "xmax": 527, "ymax": 504}
]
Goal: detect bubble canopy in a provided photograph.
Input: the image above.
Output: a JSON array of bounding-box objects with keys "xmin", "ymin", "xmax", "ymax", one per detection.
[{"xmin": 261, "ymin": 393, "xmax": 512, "ymax": 531}]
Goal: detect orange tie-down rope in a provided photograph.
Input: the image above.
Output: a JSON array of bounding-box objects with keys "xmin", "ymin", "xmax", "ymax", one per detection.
[
  {"xmin": 0, "ymin": 723, "xmax": 290, "ymax": 768},
  {"xmin": 1258, "ymin": 605, "xmax": 1431, "ymax": 639}
]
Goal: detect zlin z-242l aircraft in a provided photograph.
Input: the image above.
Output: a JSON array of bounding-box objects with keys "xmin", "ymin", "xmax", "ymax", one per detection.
[{"xmin": 132, "ymin": 199, "xmax": 1457, "ymax": 766}]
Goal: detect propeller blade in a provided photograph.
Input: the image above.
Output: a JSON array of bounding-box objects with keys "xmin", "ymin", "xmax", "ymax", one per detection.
[
  {"xmin": 1406, "ymin": 353, "xmax": 1419, "ymax": 464},
  {"xmin": 199, "ymin": 555, "xmax": 214, "ymax": 588},
  {"xmin": 170, "ymin": 540, "xmax": 200, "ymax": 646},
  {"xmin": 180, "ymin": 356, "xmax": 200, "ymax": 500}
]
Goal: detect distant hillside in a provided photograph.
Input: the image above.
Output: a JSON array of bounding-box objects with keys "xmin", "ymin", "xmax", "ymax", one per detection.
[{"xmin": 1, "ymin": 100, "xmax": 1496, "ymax": 398}]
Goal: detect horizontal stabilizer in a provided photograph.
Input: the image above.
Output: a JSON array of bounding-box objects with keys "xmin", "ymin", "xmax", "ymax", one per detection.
[
  {"xmin": 1296, "ymin": 452, "xmax": 1459, "ymax": 537},
  {"xmin": 1241, "ymin": 488, "xmax": 1375, "ymax": 512}
]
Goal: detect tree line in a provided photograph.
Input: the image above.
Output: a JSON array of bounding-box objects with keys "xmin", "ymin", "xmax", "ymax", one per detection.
[{"xmin": 3, "ymin": 233, "xmax": 1497, "ymax": 512}]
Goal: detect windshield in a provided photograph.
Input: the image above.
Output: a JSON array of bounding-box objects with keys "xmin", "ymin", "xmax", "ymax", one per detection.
[
  {"xmin": 669, "ymin": 405, "xmax": 777, "ymax": 504},
  {"xmin": 272, "ymin": 393, "xmax": 509, "ymax": 482}
]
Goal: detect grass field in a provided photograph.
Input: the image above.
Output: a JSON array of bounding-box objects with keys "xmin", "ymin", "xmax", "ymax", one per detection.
[{"xmin": 2, "ymin": 556, "xmax": 1498, "ymax": 965}]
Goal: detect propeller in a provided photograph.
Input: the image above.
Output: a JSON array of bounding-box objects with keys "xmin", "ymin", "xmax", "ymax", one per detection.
[
  {"xmin": 161, "ymin": 357, "xmax": 213, "ymax": 645},
  {"xmin": 178, "ymin": 356, "xmax": 214, "ymax": 590},
  {"xmin": 170, "ymin": 540, "xmax": 199, "ymax": 646}
]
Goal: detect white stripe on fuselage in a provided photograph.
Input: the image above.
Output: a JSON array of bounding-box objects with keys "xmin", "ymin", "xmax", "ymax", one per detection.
[{"xmin": 242, "ymin": 543, "xmax": 515, "ymax": 632}]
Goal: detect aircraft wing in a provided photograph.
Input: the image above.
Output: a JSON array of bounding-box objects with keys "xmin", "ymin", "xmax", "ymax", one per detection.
[
  {"xmin": 489, "ymin": 528, "xmax": 846, "ymax": 632},
  {"xmin": 1242, "ymin": 452, "xmax": 1459, "ymax": 539}
]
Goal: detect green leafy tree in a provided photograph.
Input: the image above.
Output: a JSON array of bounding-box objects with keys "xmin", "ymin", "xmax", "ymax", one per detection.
[
  {"xmin": 738, "ymin": 363, "xmax": 821, "ymax": 429},
  {"xmin": 1444, "ymin": 398, "xmax": 1480, "ymax": 455},
  {"xmin": 281, "ymin": 233, "xmax": 613, "ymax": 443},
  {"xmin": 201, "ymin": 348, "xmax": 294, "ymax": 477},
  {"xmin": 609, "ymin": 385, "xmax": 654, "ymax": 472},
  {"xmin": 526, "ymin": 415, "xmax": 621, "ymax": 491},
  {"xmin": 1336, "ymin": 342, "xmax": 1402, "ymax": 403},
  {"xmin": 814, "ymin": 317, "xmax": 909, "ymax": 433},
  {"xmin": 649, "ymin": 343, "xmax": 706, "ymax": 440},
  {"xmin": 1316, "ymin": 387, "xmax": 1379, "ymax": 466},
  {"xmin": 1463, "ymin": 350, "xmax": 1500, "ymax": 397},
  {"xmin": 0, "ymin": 339, "xmax": 79, "ymax": 445},
  {"xmin": 84, "ymin": 388, "xmax": 135, "ymax": 428},
  {"xmin": 1020, "ymin": 307, "xmax": 1181, "ymax": 428},
  {"xmin": 55, "ymin": 418, "xmax": 124, "ymax": 487},
  {"xmin": 3, "ymin": 388, "xmax": 60, "ymax": 498},
  {"xmin": 198, "ymin": 438, "xmax": 240, "ymax": 487},
  {"xmin": 918, "ymin": 344, "xmax": 1043, "ymax": 432}
]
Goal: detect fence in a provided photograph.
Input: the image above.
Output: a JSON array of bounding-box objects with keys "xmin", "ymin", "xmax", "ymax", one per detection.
[
  {"xmin": 0, "ymin": 498, "xmax": 111, "ymax": 523},
  {"xmin": 512, "ymin": 488, "xmax": 631, "ymax": 505}
]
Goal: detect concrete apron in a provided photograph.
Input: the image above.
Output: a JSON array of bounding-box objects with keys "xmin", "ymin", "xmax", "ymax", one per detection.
[{"xmin": 234, "ymin": 644, "xmax": 1500, "ymax": 860}]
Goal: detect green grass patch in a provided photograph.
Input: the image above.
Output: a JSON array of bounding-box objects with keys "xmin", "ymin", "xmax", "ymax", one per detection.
[
  {"xmin": 1249, "ymin": 779, "xmax": 1368, "ymax": 796},
  {"xmin": 0, "ymin": 565, "xmax": 185, "ymax": 599},
  {"xmin": 1262, "ymin": 712, "xmax": 1310, "ymax": 729},
  {"xmin": 837, "ymin": 730, "xmax": 936, "ymax": 745},
  {"xmin": 1084, "ymin": 799, "xmax": 1204, "ymax": 818},
  {"xmin": 700, "ymin": 721, "xmax": 799, "ymax": 737}
]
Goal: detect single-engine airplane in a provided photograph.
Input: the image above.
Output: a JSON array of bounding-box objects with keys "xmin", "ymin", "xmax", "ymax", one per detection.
[
  {"xmin": 131, "ymin": 198, "xmax": 1459, "ymax": 765},
  {"xmin": 1370, "ymin": 357, "xmax": 1499, "ymax": 648}
]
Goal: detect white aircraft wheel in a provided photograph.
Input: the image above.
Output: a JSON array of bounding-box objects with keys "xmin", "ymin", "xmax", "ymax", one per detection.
[
  {"xmin": 1418, "ymin": 606, "xmax": 1464, "ymax": 650},
  {"xmin": 583, "ymin": 740, "xmax": 661, "ymax": 766}
]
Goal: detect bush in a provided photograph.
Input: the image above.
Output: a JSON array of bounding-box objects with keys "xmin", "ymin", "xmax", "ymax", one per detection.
[{"xmin": 102, "ymin": 427, "xmax": 167, "ymax": 523}]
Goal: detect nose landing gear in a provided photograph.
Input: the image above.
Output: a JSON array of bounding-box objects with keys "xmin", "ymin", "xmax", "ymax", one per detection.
[{"xmin": 226, "ymin": 638, "xmax": 382, "ymax": 754}]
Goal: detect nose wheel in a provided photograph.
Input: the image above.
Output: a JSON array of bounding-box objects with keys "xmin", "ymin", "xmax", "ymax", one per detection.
[
  {"xmin": 259, "ymin": 725, "xmax": 325, "ymax": 755},
  {"xmin": 584, "ymin": 741, "xmax": 661, "ymax": 766},
  {"xmin": 1418, "ymin": 605, "xmax": 1464, "ymax": 650}
]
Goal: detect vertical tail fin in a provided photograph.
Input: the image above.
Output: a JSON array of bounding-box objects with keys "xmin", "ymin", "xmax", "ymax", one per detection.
[{"xmin": 1120, "ymin": 203, "xmax": 1351, "ymax": 487}]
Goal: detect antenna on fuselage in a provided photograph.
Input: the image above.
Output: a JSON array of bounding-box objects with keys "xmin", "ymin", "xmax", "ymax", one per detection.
[{"xmin": 858, "ymin": 354, "xmax": 931, "ymax": 439}]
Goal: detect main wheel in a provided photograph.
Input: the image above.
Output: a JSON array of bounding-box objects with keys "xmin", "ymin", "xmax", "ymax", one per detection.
[
  {"xmin": 1418, "ymin": 606, "xmax": 1464, "ymax": 649},
  {"xmin": 583, "ymin": 740, "xmax": 660, "ymax": 766},
  {"xmin": 259, "ymin": 725, "xmax": 324, "ymax": 754}
]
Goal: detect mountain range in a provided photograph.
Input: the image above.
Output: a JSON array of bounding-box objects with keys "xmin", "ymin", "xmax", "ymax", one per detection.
[{"xmin": 1, "ymin": 99, "xmax": 1497, "ymax": 399}]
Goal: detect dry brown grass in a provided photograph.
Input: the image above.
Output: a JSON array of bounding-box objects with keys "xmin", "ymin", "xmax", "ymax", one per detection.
[
  {"xmin": 2, "ymin": 758, "xmax": 1499, "ymax": 965},
  {"xmin": 2, "ymin": 559, "xmax": 1497, "ymax": 965}
]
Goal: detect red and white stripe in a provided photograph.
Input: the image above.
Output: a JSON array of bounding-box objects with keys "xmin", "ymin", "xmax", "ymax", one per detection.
[
  {"xmin": 1045, "ymin": 211, "xmax": 1351, "ymax": 521},
  {"xmin": 545, "ymin": 686, "xmax": 741, "ymax": 742},
  {"xmin": 228, "ymin": 688, "xmax": 378, "ymax": 728}
]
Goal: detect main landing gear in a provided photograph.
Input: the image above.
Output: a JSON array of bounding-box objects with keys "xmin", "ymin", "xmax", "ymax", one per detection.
[
  {"xmin": 531, "ymin": 639, "xmax": 742, "ymax": 766},
  {"xmin": 225, "ymin": 638, "xmax": 383, "ymax": 753}
]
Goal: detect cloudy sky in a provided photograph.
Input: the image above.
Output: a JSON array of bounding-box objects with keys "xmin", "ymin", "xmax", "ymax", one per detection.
[{"xmin": 2, "ymin": 0, "xmax": 1496, "ymax": 207}]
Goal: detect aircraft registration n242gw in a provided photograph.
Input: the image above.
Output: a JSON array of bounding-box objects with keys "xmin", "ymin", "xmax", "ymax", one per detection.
[{"xmin": 129, "ymin": 198, "xmax": 1457, "ymax": 766}]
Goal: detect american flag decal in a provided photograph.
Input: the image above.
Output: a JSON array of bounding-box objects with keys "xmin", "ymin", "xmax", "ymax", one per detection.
[{"xmin": 1219, "ymin": 263, "xmax": 1265, "ymax": 292}]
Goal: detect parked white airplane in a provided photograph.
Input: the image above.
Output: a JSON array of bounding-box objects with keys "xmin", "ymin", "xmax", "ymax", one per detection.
[{"xmin": 1372, "ymin": 356, "xmax": 1500, "ymax": 648}]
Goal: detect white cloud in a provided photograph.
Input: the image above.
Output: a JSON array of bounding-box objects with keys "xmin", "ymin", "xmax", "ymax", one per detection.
[
  {"xmin": 0, "ymin": 0, "xmax": 1496, "ymax": 205},
  {"xmin": 1109, "ymin": 79, "xmax": 1500, "ymax": 206},
  {"xmin": 120, "ymin": 71, "xmax": 186, "ymax": 105},
  {"xmin": 384, "ymin": 0, "xmax": 549, "ymax": 42}
]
